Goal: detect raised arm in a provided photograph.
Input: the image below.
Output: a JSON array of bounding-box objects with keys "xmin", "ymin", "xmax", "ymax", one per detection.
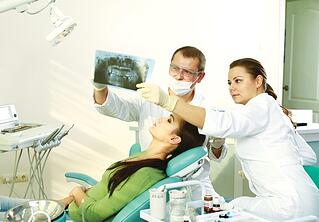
[
  {"xmin": 136, "ymin": 83, "xmax": 206, "ymax": 128},
  {"xmin": 174, "ymin": 99, "xmax": 206, "ymax": 129},
  {"xmin": 137, "ymin": 83, "xmax": 268, "ymax": 138},
  {"xmin": 93, "ymin": 81, "xmax": 143, "ymax": 122}
]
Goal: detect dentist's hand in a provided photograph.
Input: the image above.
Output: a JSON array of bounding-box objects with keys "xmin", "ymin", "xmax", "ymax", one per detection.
[
  {"xmin": 207, "ymin": 137, "xmax": 225, "ymax": 159},
  {"xmin": 91, "ymin": 79, "xmax": 107, "ymax": 91},
  {"xmin": 208, "ymin": 137, "xmax": 225, "ymax": 149},
  {"xmin": 136, "ymin": 83, "xmax": 178, "ymax": 112},
  {"xmin": 91, "ymin": 79, "xmax": 108, "ymax": 105}
]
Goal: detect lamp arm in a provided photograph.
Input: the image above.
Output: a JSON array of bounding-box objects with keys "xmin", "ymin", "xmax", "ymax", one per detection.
[{"xmin": 0, "ymin": 0, "xmax": 39, "ymax": 13}]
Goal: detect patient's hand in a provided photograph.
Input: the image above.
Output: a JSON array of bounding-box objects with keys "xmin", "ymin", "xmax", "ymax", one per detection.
[
  {"xmin": 59, "ymin": 196, "xmax": 74, "ymax": 208},
  {"xmin": 69, "ymin": 186, "xmax": 88, "ymax": 196},
  {"xmin": 69, "ymin": 186, "xmax": 88, "ymax": 207}
]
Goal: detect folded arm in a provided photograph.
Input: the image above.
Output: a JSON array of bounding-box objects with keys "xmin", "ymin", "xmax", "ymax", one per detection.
[{"xmin": 76, "ymin": 168, "xmax": 165, "ymax": 222}]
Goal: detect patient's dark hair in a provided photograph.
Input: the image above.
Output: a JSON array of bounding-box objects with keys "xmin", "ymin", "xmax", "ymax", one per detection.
[{"xmin": 106, "ymin": 121, "xmax": 205, "ymax": 196}]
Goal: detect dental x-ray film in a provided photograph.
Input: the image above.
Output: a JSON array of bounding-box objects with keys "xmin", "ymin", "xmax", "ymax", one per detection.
[{"xmin": 94, "ymin": 50, "xmax": 155, "ymax": 90}]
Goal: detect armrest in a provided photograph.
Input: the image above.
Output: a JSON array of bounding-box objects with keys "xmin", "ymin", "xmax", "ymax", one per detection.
[{"xmin": 65, "ymin": 172, "xmax": 98, "ymax": 188}]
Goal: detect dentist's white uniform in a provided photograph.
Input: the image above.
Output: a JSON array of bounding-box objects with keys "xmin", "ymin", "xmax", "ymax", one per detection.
[{"xmin": 201, "ymin": 93, "xmax": 319, "ymax": 220}]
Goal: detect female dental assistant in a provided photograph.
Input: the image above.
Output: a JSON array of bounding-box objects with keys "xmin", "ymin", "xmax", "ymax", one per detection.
[{"xmin": 137, "ymin": 58, "xmax": 319, "ymax": 220}]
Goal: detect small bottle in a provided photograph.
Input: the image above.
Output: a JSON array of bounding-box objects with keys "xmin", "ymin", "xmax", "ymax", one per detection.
[
  {"xmin": 169, "ymin": 190, "xmax": 187, "ymax": 222},
  {"xmin": 203, "ymin": 194, "xmax": 213, "ymax": 214},
  {"xmin": 212, "ymin": 196, "xmax": 221, "ymax": 212}
]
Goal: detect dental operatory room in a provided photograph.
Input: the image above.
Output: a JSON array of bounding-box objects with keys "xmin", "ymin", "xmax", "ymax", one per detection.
[{"xmin": 1, "ymin": 0, "xmax": 319, "ymax": 221}]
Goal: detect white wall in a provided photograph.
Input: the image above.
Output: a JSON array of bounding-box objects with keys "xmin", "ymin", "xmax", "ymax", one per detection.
[{"xmin": 0, "ymin": 0, "xmax": 285, "ymax": 199}]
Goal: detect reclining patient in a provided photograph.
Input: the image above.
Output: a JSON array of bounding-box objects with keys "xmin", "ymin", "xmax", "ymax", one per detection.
[
  {"xmin": 61, "ymin": 114, "xmax": 205, "ymax": 222},
  {"xmin": 0, "ymin": 115, "xmax": 205, "ymax": 222},
  {"xmin": 15, "ymin": 115, "xmax": 205, "ymax": 222}
]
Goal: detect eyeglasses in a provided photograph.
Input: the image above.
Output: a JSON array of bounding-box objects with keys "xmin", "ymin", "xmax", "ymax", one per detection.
[{"xmin": 169, "ymin": 63, "xmax": 201, "ymax": 79}]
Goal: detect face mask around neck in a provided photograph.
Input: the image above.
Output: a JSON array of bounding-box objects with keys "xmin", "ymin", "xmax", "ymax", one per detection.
[{"xmin": 168, "ymin": 76, "xmax": 198, "ymax": 96}]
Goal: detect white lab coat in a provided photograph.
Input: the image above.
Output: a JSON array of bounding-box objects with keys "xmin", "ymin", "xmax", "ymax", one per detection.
[
  {"xmin": 94, "ymin": 88, "xmax": 226, "ymax": 199},
  {"xmin": 200, "ymin": 93, "xmax": 319, "ymax": 220},
  {"xmin": 294, "ymin": 131, "xmax": 317, "ymax": 165}
]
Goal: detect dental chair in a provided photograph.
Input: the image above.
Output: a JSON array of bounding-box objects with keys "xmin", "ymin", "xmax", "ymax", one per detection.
[{"xmin": 65, "ymin": 144, "xmax": 207, "ymax": 222}]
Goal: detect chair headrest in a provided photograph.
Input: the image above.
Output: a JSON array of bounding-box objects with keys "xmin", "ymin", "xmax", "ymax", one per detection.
[{"xmin": 166, "ymin": 146, "xmax": 207, "ymax": 177}]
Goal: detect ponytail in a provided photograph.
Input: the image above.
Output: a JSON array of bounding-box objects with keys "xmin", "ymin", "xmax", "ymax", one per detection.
[
  {"xmin": 266, "ymin": 83, "xmax": 296, "ymax": 128},
  {"xmin": 265, "ymin": 83, "xmax": 277, "ymax": 100},
  {"xmin": 281, "ymin": 105, "xmax": 297, "ymax": 129}
]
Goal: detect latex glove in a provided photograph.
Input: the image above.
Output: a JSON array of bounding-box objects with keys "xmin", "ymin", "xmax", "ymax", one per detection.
[
  {"xmin": 207, "ymin": 137, "xmax": 225, "ymax": 149},
  {"xmin": 136, "ymin": 83, "xmax": 178, "ymax": 112},
  {"xmin": 91, "ymin": 79, "xmax": 107, "ymax": 91}
]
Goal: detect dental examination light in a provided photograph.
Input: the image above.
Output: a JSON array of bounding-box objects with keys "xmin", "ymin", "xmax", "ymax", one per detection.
[
  {"xmin": 46, "ymin": 3, "xmax": 76, "ymax": 46},
  {"xmin": 0, "ymin": 0, "xmax": 76, "ymax": 46}
]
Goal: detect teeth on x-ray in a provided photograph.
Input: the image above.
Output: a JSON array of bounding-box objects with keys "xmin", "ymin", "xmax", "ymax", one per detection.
[
  {"xmin": 94, "ymin": 50, "xmax": 155, "ymax": 91},
  {"xmin": 108, "ymin": 63, "xmax": 140, "ymax": 89}
]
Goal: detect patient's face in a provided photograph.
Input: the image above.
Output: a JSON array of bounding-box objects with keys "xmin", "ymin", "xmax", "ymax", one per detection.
[{"xmin": 150, "ymin": 114, "xmax": 181, "ymax": 141}]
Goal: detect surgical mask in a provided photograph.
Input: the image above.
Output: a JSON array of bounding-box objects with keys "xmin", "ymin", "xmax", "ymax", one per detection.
[{"xmin": 168, "ymin": 76, "xmax": 198, "ymax": 96}]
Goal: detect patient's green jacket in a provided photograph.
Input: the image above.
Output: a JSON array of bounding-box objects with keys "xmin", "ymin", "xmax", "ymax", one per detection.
[{"xmin": 68, "ymin": 164, "xmax": 165, "ymax": 222}]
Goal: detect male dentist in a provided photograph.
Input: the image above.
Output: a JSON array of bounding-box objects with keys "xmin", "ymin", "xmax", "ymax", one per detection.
[{"xmin": 92, "ymin": 46, "xmax": 226, "ymax": 198}]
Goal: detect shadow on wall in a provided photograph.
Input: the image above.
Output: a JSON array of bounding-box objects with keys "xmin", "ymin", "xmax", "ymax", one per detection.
[{"xmin": 43, "ymin": 60, "xmax": 135, "ymax": 198}]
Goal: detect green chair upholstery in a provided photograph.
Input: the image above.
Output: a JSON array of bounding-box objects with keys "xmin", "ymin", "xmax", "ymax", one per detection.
[
  {"xmin": 128, "ymin": 143, "xmax": 141, "ymax": 156},
  {"xmin": 304, "ymin": 165, "xmax": 319, "ymax": 188}
]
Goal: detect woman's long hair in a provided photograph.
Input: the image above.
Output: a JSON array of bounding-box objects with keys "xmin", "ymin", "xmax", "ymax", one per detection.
[
  {"xmin": 106, "ymin": 122, "xmax": 205, "ymax": 196},
  {"xmin": 230, "ymin": 58, "xmax": 296, "ymax": 128}
]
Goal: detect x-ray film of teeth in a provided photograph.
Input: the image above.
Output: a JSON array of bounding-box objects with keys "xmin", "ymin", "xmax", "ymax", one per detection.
[{"xmin": 94, "ymin": 50, "xmax": 155, "ymax": 90}]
